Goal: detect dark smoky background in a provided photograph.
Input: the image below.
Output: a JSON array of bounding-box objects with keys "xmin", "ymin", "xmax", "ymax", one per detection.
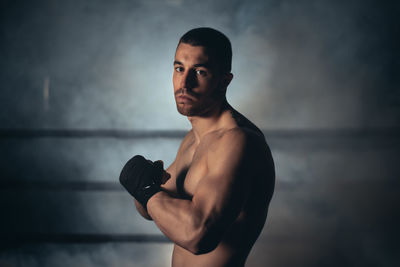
[{"xmin": 0, "ymin": 0, "xmax": 399, "ymax": 266}]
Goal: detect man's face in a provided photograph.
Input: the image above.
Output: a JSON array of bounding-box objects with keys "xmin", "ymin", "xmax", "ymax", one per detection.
[{"xmin": 173, "ymin": 43, "xmax": 224, "ymax": 117}]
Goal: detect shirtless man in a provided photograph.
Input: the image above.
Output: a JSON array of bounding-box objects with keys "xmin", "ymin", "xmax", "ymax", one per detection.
[{"xmin": 120, "ymin": 27, "xmax": 275, "ymax": 267}]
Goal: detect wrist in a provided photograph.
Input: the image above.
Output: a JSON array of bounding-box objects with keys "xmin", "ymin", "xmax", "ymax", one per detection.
[{"xmin": 140, "ymin": 184, "xmax": 161, "ymax": 210}]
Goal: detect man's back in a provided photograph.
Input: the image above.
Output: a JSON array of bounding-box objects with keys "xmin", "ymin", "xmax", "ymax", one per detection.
[{"xmin": 162, "ymin": 108, "xmax": 275, "ymax": 267}]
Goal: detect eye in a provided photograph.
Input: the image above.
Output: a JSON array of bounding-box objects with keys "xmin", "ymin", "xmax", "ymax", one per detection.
[
  {"xmin": 195, "ymin": 69, "xmax": 207, "ymax": 76},
  {"xmin": 175, "ymin": 66, "xmax": 184, "ymax": 72}
]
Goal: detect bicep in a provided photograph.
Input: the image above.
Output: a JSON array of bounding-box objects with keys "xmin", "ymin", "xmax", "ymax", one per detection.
[
  {"xmin": 193, "ymin": 172, "xmax": 247, "ymax": 227},
  {"xmin": 192, "ymin": 132, "xmax": 249, "ymax": 227}
]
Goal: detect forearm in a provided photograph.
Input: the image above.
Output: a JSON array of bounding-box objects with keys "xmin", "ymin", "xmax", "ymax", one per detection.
[{"xmin": 147, "ymin": 191, "xmax": 204, "ymax": 253}]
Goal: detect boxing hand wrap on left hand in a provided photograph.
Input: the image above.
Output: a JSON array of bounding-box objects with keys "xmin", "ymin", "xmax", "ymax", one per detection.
[{"xmin": 119, "ymin": 155, "xmax": 163, "ymax": 209}]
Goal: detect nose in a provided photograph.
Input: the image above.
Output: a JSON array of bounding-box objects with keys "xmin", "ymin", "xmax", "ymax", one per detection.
[{"xmin": 180, "ymin": 70, "xmax": 197, "ymax": 90}]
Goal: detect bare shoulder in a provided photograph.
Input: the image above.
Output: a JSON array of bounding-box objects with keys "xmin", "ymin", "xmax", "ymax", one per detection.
[
  {"xmin": 229, "ymin": 108, "xmax": 272, "ymax": 155},
  {"xmin": 213, "ymin": 127, "xmax": 246, "ymax": 146},
  {"xmin": 204, "ymin": 128, "xmax": 249, "ymax": 171},
  {"xmin": 206, "ymin": 126, "xmax": 265, "ymax": 156}
]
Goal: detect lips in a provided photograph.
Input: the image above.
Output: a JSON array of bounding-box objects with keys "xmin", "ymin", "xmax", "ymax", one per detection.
[{"xmin": 176, "ymin": 94, "xmax": 195, "ymax": 103}]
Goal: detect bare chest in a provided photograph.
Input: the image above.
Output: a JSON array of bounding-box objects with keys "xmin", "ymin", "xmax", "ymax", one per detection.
[{"xmin": 175, "ymin": 144, "xmax": 208, "ymax": 198}]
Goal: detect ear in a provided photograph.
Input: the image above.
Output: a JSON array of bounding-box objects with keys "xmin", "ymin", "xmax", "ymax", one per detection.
[
  {"xmin": 218, "ymin": 73, "xmax": 233, "ymax": 93},
  {"xmin": 222, "ymin": 73, "xmax": 233, "ymax": 88}
]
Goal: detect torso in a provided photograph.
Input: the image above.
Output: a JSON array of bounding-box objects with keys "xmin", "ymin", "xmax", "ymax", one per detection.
[{"xmin": 167, "ymin": 108, "xmax": 275, "ymax": 267}]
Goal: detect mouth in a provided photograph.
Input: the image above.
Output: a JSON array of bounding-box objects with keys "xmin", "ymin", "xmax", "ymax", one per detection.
[{"xmin": 176, "ymin": 94, "xmax": 195, "ymax": 103}]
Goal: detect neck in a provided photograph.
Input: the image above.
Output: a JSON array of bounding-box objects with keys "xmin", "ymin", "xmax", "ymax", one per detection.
[{"xmin": 188, "ymin": 99, "xmax": 232, "ymax": 142}]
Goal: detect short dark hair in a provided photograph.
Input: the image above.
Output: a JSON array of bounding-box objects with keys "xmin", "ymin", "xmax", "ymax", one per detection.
[{"xmin": 178, "ymin": 27, "xmax": 232, "ymax": 73}]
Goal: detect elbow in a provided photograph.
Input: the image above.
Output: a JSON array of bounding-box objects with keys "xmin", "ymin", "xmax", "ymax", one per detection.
[
  {"xmin": 184, "ymin": 222, "xmax": 221, "ymax": 255},
  {"xmin": 189, "ymin": 241, "xmax": 219, "ymax": 255}
]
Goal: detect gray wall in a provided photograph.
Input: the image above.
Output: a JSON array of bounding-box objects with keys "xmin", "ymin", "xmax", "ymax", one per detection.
[{"xmin": 1, "ymin": 0, "xmax": 399, "ymax": 266}]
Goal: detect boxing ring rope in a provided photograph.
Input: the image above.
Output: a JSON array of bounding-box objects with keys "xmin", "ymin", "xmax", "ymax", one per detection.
[
  {"xmin": 1, "ymin": 128, "xmax": 399, "ymax": 245},
  {"xmin": 1, "ymin": 233, "xmax": 170, "ymax": 244},
  {"xmin": 0, "ymin": 128, "xmax": 399, "ymax": 139}
]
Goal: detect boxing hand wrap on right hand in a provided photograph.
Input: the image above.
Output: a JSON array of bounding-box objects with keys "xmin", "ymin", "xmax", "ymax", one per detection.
[{"xmin": 119, "ymin": 155, "xmax": 163, "ymax": 210}]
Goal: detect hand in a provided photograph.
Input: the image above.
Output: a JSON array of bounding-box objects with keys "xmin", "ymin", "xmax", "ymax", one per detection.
[
  {"xmin": 156, "ymin": 160, "xmax": 171, "ymax": 184},
  {"xmin": 119, "ymin": 155, "xmax": 165, "ymax": 209}
]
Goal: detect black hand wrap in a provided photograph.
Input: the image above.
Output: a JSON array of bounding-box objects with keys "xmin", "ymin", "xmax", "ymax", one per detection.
[{"xmin": 119, "ymin": 155, "xmax": 163, "ymax": 209}]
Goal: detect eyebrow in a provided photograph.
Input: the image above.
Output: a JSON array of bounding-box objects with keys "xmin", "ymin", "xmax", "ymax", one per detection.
[
  {"xmin": 173, "ymin": 60, "xmax": 183, "ymax": 65},
  {"xmin": 173, "ymin": 60, "xmax": 212, "ymax": 69}
]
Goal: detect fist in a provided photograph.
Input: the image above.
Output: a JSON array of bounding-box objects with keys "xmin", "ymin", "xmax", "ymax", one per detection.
[{"xmin": 119, "ymin": 155, "xmax": 165, "ymax": 209}]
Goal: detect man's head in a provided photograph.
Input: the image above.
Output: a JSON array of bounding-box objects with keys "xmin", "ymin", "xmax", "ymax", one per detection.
[
  {"xmin": 173, "ymin": 27, "xmax": 233, "ymax": 117},
  {"xmin": 179, "ymin": 27, "xmax": 232, "ymax": 73}
]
